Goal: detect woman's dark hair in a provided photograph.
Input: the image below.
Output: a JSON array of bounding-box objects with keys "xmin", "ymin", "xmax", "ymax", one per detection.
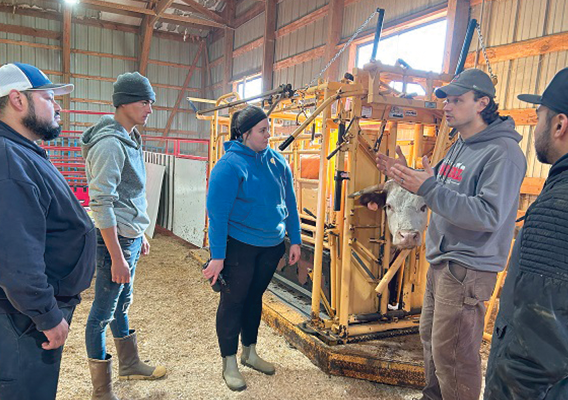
[
  {"xmin": 473, "ymin": 90, "xmax": 500, "ymax": 125},
  {"xmin": 230, "ymin": 105, "xmax": 267, "ymax": 141}
]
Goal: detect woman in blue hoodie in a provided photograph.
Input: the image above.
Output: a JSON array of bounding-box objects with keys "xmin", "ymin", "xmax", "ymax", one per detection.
[{"xmin": 204, "ymin": 105, "xmax": 302, "ymax": 391}]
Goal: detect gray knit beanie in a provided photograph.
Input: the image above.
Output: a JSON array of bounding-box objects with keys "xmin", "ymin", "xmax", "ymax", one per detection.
[{"xmin": 112, "ymin": 72, "xmax": 156, "ymax": 107}]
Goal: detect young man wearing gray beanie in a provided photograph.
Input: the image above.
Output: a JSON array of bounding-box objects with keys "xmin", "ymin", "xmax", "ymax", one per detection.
[{"xmin": 81, "ymin": 72, "xmax": 166, "ymax": 399}]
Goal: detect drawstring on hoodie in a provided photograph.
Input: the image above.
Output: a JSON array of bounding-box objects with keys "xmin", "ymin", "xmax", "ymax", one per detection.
[{"xmin": 439, "ymin": 138, "xmax": 466, "ymax": 185}]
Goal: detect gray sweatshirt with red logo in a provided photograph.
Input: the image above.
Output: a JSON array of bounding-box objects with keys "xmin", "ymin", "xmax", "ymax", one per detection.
[{"xmin": 417, "ymin": 116, "xmax": 527, "ymax": 272}]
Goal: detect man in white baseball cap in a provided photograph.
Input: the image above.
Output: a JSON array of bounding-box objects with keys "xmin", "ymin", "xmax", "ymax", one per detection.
[{"xmin": 0, "ymin": 63, "xmax": 95, "ymax": 399}]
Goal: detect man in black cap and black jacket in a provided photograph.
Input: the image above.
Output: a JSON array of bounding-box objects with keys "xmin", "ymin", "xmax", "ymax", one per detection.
[{"xmin": 484, "ymin": 67, "xmax": 568, "ymax": 399}]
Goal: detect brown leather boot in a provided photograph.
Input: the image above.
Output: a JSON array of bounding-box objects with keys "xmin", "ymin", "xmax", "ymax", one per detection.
[
  {"xmin": 88, "ymin": 355, "xmax": 120, "ymax": 400},
  {"xmin": 114, "ymin": 330, "xmax": 167, "ymax": 380}
]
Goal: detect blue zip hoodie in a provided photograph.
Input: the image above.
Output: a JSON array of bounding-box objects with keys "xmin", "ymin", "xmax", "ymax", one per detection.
[
  {"xmin": 207, "ymin": 141, "xmax": 302, "ymax": 259},
  {"xmin": 0, "ymin": 121, "xmax": 96, "ymax": 331}
]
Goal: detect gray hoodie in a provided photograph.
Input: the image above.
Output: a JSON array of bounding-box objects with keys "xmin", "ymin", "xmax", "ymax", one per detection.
[
  {"xmin": 81, "ymin": 115, "xmax": 149, "ymax": 238},
  {"xmin": 417, "ymin": 117, "xmax": 527, "ymax": 272}
]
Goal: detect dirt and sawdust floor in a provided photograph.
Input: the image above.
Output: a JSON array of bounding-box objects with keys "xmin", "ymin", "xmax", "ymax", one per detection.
[{"xmin": 56, "ymin": 229, "xmax": 489, "ymax": 399}]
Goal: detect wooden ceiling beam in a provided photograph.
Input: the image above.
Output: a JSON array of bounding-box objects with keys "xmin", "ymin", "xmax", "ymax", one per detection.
[
  {"xmin": 139, "ymin": 0, "xmax": 175, "ymax": 75},
  {"xmin": 77, "ymin": 3, "xmax": 142, "ymax": 19},
  {"xmin": 160, "ymin": 13, "xmax": 226, "ymax": 29},
  {"xmin": 224, "ymin": 0, "xmax": 236, "ymax": 93},
  {"xmin": 443, "ymin": 0, "xmax": 470, "ymax": 74},
  {"xmin": 261, "ymin": 0, "xmax": 277, "ymax": 91},
  {"xmin": 178, "ymin": 0, "xmax": 226, "ymax": 25},
  {"xmin": 139, "ymin": 18, "xmax": 154, "ymax": 75},
  {"xmin": 465, "ymin": 31, "xmax": 568, "ymax": 67},
  {"xmin": 324, "ymin": 0, "xmax": 345, "ymax": 81},
  {"xmin": 0, "ymin": 23, "xmax": 61, "ymax": 40},
  {"xmin": 79, "ymin": 0, "xmax": 155, "ymax": 15},
  {"xmin": 151, "ymin": 0, "xmax": 176, "ymax": 24}
]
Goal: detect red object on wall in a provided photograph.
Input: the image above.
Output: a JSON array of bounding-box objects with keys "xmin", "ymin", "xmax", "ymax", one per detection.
[{"xmin": 72, "ymin": 186, "xmax": 90, "ymax": 207}]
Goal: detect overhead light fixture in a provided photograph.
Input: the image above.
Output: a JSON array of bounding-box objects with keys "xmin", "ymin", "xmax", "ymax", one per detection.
[{"xmin": 64, "ymin": 0, "xmax": 79, "ymax": 5}]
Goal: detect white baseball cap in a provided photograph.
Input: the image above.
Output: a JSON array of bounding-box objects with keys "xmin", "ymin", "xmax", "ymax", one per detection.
[{"xmin": 0, "ymin": 63, "xmax": 74, "ymax": 98}]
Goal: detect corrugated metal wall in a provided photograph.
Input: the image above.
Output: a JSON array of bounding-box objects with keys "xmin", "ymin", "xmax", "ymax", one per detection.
[
  {"xmin": 232, "ymin": 12, "xmax": 265, "ymax": 80},
  {"xmin": 204, "ymin": 0, "xmax": 567, "ymax": 180},
  {"xmin": 236, "ymin": 0, "xmax": 258, "ymax": 16},
  {"xmin": 272, "ymin": 0, "xmax": 328, "ymax": 90},
  {"xmin": 1, "ymin": 2, "xmax": 208, "ymax": 154},
  {"xmin": 273, "ymin": 0, "xmax": 447, "ymax": 90},
  {"xmin": 275, "ymin": 16, "xmax": 327, "ymax": 61},
  {"xmin": 277, "ymin": 0, "xmax": 329, "ymax": 29},
  {"xmin": 471, "ymin": 0, "xmax": 568, "ymax": 179},
  {"xmin": 342, "ymin": 0, "xmax": 447, "ymax": 38},
  {"xmin": 207, "ymin": 35, "xmax": 225, "ymax": 94},
  {"xmin": 234, "ymin": 12, "xmax": 264, "ymax": 48},
  {"xmin": 0, "ymin": 12, "xmax": 61, "ymax": 70}
]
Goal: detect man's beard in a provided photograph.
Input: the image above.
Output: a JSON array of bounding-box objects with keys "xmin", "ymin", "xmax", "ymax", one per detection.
[
  {"xmin": 22, "ymin": 99, "xmax": 62, "ymax": 141},
  {"xmin": 535, "ymin": 120, "xmax": 553, "ymax": 164}
]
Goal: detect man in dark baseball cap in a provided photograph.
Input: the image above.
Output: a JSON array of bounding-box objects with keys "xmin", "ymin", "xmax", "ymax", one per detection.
[
  {"xmin": 517, "ymin": 67, "xmax": 568, "ymax": 116},
  {"xmin": 485, "ymin": 67, "xmax": 568, "ymax": 400},
  {"xmin": 435, "ymin": 68, "xmax": 496, "ymax": 99},
  {"xmin": 378, "ymin": 67, "xmax": 527, "ymax": 400}
]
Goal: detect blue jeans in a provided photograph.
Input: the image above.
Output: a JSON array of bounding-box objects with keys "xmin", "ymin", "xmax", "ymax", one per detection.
[
  {"xmin": 0, "ymin": 306, "xmax": 75, "ymax": 400},
  {"xmin": 85, "ymin": 230, "xmax": 142, "ymax": 360}
]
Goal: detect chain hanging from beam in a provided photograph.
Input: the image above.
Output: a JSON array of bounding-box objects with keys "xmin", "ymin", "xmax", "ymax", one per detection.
[{"xmin": 300, "ymin": 8, "xmax": 381, "ymax": 93}]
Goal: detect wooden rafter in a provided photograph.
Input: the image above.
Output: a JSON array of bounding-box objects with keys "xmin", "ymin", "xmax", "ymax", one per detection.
[
  {"xmin": 163, "ymin": 41, "xmax": 205, "ymax": 137},
  {"xmin": 178, "ymin": 0, "xmax": 226, "ymax": 25},
  {"xmin": 443, "ymin": 0, "xmax": 470, "ymax": 74},
  {"xmin": 233, "ymin": 37, "xmax": 263, "ymax": 58},
  {"xmin": 261, "ymin": 0, "xmax": 277, "ymax": 91},
  {"xmin": 0, "ymin": 23, "xmax": 61, "ymax": 40},
  {"xmin": 80, "ymin": 0, "xmax": 155, "ymax": 15},
  {"xmin": 152, "ymin": 0, "xmax": 175, "ymax": 24},
  {"xmin": 273, "ymin": 46, "xmax": 326, "ymax": 71},
  {"xmin": 139, "ymin": 0, "xmax": 175, "ymax": 75},
  {"xmin": 203, "ymin": 44, "xmax": 212, "ymax": 99},
  {"xmin": 78, "ymin": 0, "xmax": 228, "ymax": 31},
  {"xmin": 500, "ymin": 108, "xmax": 537, "ymax": 126},
  {"xmin": 139, "ymin": 19, "xmax": 154, "ymax": 75},
  {"xmin": 201, "ymin": 46, "xmax": 207, "ymax": 99},
  {"xmin": 470, "ymin": 0, "xmax": 494, "ymax": 5},
  {"xmin": 224, "ymin": 1, "xmax": 236, "ymax": 93},
  {"xmin": 324, "ymin": 0, "xmax": 345, "ymax": 81},
  {"xmin": 465, "ymin": 31, "xmax": 568, "ymax": 67},
  {"xmin": 159, "ymin": 13, "xmax": 226, "ymax": 29},
  {"xmin": 276, "ymin": 5, "xmax": 328, "ymax": 38}
]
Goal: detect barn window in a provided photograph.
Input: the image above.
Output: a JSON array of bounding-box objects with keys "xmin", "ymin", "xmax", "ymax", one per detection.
[
  {"xmin": 356, "ymin": 19, "xmax": 447, "ymax": 73},
  {"xmin": 389, "ymin": 81, "xmax": 426, "ymax": 96},
  {"xmin": 236, "ymin": 75, "xmax": 262, "ymax": 100}
]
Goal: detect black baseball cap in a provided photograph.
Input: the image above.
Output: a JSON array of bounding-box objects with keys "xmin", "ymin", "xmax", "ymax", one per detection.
[
  {"xmin": 518, "ymin": 67, "xmax": 568, "ymax": 115},
  {"xmin": 435, "ymin": 68, "xmax": 496, "ymax": 99}
]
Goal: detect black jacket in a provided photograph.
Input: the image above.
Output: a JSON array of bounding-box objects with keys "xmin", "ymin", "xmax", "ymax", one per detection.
[
  {"xmin": 484, "ymin": 152, "xmax": 568, "ymax": 400},
  {"xmin": 0, "ymin": 121, "xmax": 95, "ymax": 331}
]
